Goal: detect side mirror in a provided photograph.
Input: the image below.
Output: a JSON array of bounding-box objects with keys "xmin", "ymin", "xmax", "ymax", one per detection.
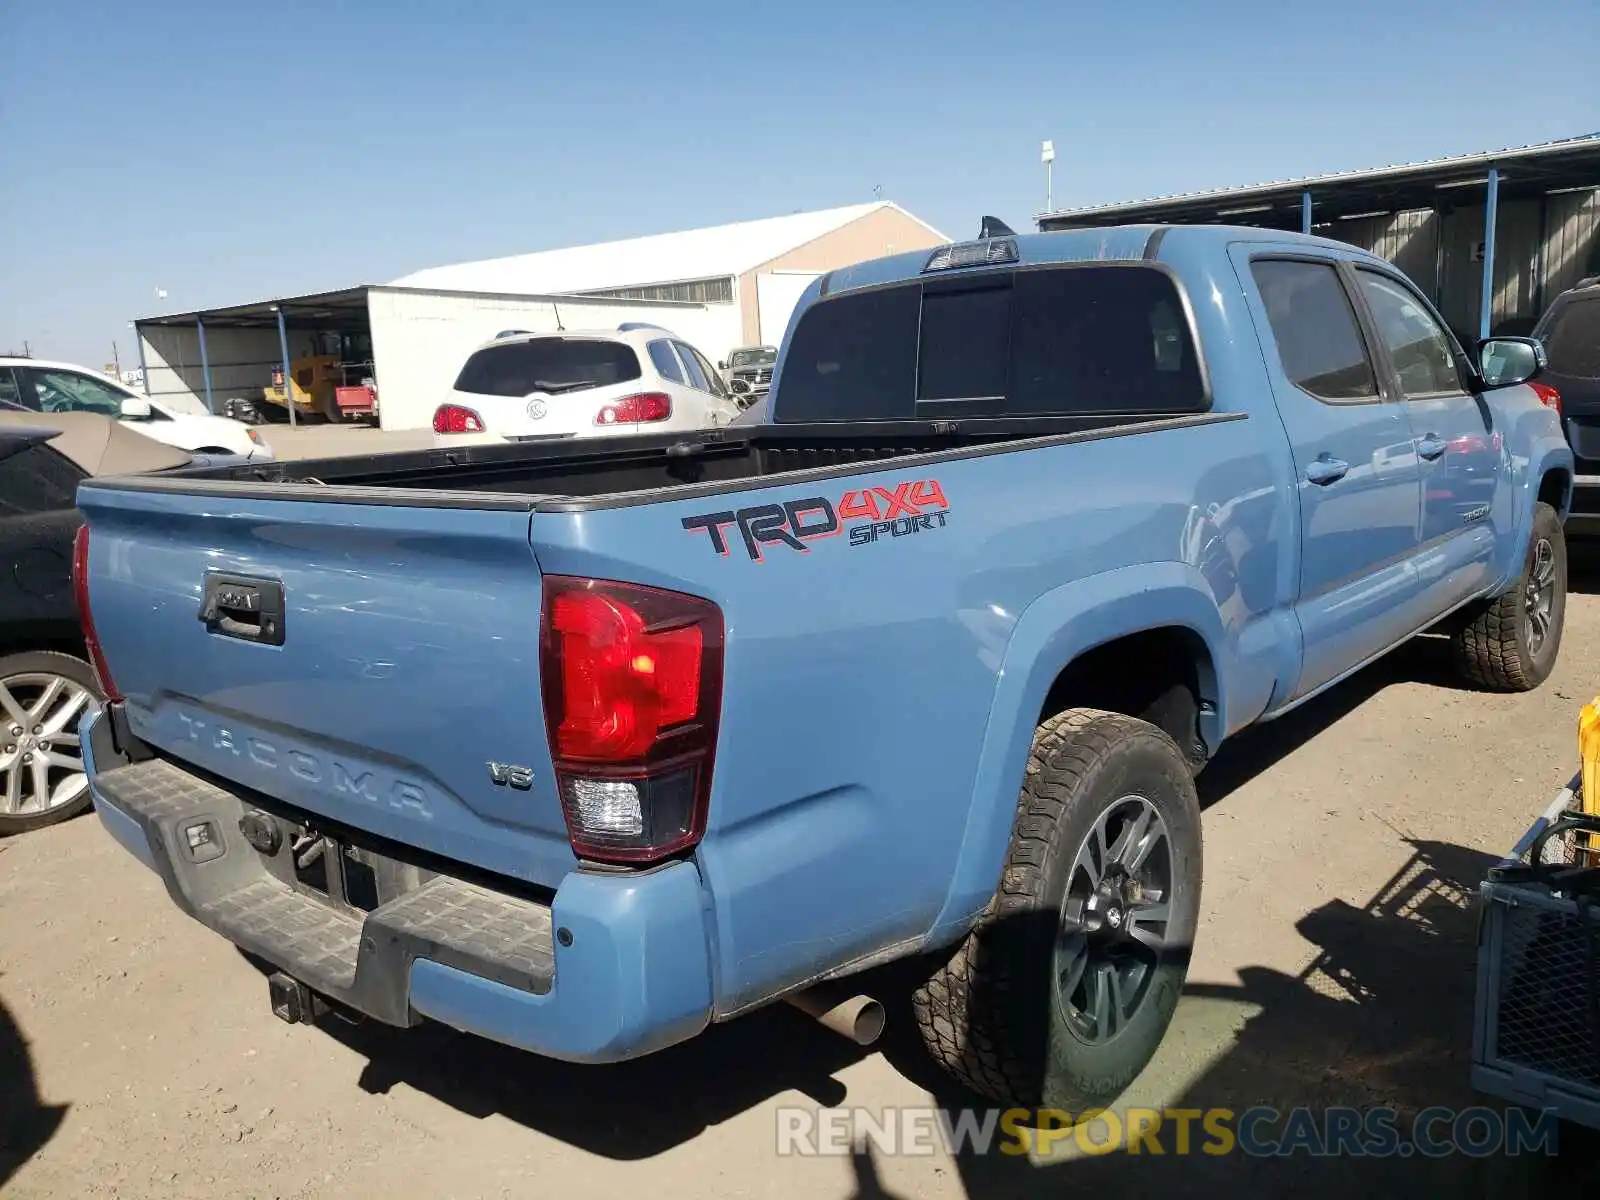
[
  {"xmin": 119, "ymin": 397, "xmax": 153, "ymax": 419},
  {"xmin": 1477, "ymin": 336, "xmax": 1546, "ymax": 389},
  {"xmin": 717, "ymin": 360, "xmax": 727, "ymax": 370}
]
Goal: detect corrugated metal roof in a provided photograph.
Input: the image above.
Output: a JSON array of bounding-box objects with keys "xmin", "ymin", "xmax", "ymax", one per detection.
[
  {"xmin": 1038, "ymin": 132, "xmax": 1600, "ymax": 222},
  {"xmin": 391, "ymin": 202, "xmax": 948, "ymax": 295}
]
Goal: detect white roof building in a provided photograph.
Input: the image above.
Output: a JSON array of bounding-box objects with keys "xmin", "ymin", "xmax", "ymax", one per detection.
[{"xmin": 393, "ymin": 201, "xmax": 949, "ymax": 349}]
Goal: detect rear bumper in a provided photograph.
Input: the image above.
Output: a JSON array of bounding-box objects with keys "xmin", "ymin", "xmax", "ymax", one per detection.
[{"xmin": 84, "ymin": 710, "xmax": 714, "ymax": 1063}]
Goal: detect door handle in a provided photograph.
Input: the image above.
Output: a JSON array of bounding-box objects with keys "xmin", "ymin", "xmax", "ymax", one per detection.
[
  {"xmin": 1417, "ymin": 435, "xmax": 1448, "ymax": 461},
  {"xmin": 1305, "ymin": 456, "xmax": 1349, "ymax": 486}
]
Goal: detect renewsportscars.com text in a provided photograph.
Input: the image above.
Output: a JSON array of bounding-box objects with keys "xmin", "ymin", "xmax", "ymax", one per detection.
[{"xmin": 775, "ymin": 1105, "xmax": 1559, "ymax": 1159}]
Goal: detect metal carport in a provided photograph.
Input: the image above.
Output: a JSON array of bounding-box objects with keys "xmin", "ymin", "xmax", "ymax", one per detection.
[
  {"xmin": 1038, "ymin": 133, "xmax": 1600, "ymax": 344},
  {"xmin": 134, "ymin": 287, "xmax": 373, "ymax": 427}
]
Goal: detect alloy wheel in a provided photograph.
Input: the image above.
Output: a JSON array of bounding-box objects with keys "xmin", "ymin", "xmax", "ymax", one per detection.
[
  {"xmin": 0, "ymin": 673, "xmax": 97, "ymax": 817},
  {"xmin": 1054, "ymin": 794, "xmax": 1175, "ymax": 1044},
  {"xmin": 1524, "ymin": 537, "xmax": 1556, "ymax": 655}
]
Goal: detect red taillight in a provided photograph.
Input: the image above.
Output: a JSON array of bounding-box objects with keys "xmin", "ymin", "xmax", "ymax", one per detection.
[
  {"xmin": 71, "ymin": 525, "xmax": 121, "ymax": 703},
  {"xmin": 540, "ymin": 576, "xmax": 722, "ymax": 864},
  {"xmin": 1531, "ymin": 382, "xmax": 1562, "ymax": 419},
  {"xmin": 433, "ymin": 403, "xmax": 485, "ymax": 434},
  {"xmin": 595, "ymin": 392, "xmax": 672, "ymax": 426}
]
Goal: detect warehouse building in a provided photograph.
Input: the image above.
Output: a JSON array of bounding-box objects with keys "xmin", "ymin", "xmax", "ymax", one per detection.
[
  {"xmin": 1038, "ymin": 133, "xmax": 1600, "ymax": 346},
  {"xmin": 133, "ymin": 201, "xmax": 946, "ymax": 432}
]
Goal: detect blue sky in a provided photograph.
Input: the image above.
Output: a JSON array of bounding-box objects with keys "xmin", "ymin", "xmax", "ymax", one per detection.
[{"xmin": 3, "ymin": 0, "xmax": 1596, "ymax": 366}]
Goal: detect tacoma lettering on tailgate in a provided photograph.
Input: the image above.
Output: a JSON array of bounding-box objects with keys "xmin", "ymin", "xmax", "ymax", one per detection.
[
  {"xmin": 174, "ymin": 713, "xmax": 433, "ymax": 818},
  {"xmin": 682, "ymin": 479, "xmax": 949, "ymax": 562}
]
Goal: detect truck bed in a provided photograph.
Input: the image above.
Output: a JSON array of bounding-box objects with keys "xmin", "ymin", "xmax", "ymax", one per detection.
[{"xmin": 106, "ymin": 412, "xmax": 1230, "ymax": 510}]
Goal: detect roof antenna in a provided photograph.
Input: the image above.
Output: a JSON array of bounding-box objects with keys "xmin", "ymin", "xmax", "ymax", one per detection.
[
  {"xmin": 978, "ymin": 216, "xmax": 1016, "ymax": 239},
  {"xmin": 551, "ymin": 301, "xmax": 564, "ymax": 331}
]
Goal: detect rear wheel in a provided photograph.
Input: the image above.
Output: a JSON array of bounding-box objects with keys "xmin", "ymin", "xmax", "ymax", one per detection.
[
  {"xmin": 913, "ymin": 709, "xmax": 1202, "ymax": 1110},
  {"xmin": 0, "ymin": 652, "xmax": 102, "ymax": 835},
  {"xmin": 1453, "ymin": 502, "xmax": 1567, "ymax": 691}
]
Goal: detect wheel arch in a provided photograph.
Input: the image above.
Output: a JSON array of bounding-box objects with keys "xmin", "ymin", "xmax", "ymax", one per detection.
[
  {"xmin": 0, "ymin": 621, "xmax": 88, "ymax": 665},
  {"xmin": 927, "ymin": 562, "xmax": 1227, "ymax": 942}
]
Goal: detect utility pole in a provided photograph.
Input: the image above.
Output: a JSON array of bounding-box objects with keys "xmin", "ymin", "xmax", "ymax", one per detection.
[
  {"xmin": 112, "ymin": 340, "xmax": 122, "ymax": 377},
  {"xmin": 1041, "ymin": 140, "xmax": 1056, "ymax": 213}
]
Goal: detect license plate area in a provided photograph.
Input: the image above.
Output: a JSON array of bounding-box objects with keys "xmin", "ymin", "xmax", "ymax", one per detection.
[{"xmin": 270, "ymin": 820, "xmax": 433, "ymax": 915}]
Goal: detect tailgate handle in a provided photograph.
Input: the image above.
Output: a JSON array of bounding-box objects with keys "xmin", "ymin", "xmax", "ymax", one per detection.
[{"xmin": 199, "ymin": 574, "xmax": 286, "ymax": 646}]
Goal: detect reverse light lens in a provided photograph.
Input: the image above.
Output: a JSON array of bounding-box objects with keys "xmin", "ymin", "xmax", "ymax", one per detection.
[
  {"xmin": 71, "ymin": 525, "xmax": 122, "ymax": 702},
  {"xmin": 565, "ymin": 778, "xmax": 645, "ymax": 837},
  {"xmin": 433, "ymin": 403, "xmax": 485, "ymax": 434},
  {"xmin": 540, "ymin": 576, "xmax": 723, "ymax": 864},
  {"xmin": 596, "ymin": 392, "xmax": 672, "ymax": 426}
]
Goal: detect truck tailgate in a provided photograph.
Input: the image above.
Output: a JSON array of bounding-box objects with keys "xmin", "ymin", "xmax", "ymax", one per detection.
[{"xmin": 76, "ymin": 484, "xmax": 574, "ymax": 888}]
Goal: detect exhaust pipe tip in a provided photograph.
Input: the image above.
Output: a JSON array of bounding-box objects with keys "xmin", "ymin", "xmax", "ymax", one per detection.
[{"xmin": 786, "ymin": 988, "xmax": 886, "ymax": 1046}]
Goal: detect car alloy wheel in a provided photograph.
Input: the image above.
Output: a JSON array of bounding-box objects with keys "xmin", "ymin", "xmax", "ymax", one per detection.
[{"xmin": 0, "ymin": 672, "xmax": 97, "ymax": 817}]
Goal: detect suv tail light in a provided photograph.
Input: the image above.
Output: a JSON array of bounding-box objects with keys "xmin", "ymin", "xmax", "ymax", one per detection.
[
  {"xmin": 540, "ymin": 576, "xmax": 723, "ymax": 864},
  {"xmin": 71, "ymin": 525, "xmax": 122, "ymax": 703},
  {"xmin": 1531, "ymin": 382, "xmax": 1562, "ymax": 419},
  {"xmin": 596, "ymin": 392, "xmax": 672, "ymax": 426},
  {"xmin": 433, "ymin": 403, "xmax": 485, "ymax": 434}
]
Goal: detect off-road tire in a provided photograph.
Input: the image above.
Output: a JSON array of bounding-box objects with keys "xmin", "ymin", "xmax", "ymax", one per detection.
[
  {"xmin": 912, "ymin": 708, "xmax": 1202, "ymax": 1110},
  {"xmin": 1453, "ymin": 502, "xmax": 1566, "ymax": 691}
]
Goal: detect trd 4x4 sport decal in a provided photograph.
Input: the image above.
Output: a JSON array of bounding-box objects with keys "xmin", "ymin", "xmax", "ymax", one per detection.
[{"xmin": 682, "ymin": 479, "xmax": 949, "ymax": 562}]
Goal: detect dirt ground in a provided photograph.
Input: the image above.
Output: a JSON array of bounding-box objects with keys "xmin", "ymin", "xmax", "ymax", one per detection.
[{"xmin": 8, "ymin": 554, "xmax": 1600, "ymax": 1198}]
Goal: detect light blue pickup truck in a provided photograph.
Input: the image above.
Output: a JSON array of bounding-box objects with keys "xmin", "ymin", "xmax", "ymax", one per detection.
[{"xmin": 75, "ymin": 224, "xmax": 1572, "ymax": 1111}]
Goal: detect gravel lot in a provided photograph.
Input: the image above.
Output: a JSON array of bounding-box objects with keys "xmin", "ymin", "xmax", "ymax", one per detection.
[{"xmin": 7, "ymin": 550, "xmax": 1600, "ymax": 1198}]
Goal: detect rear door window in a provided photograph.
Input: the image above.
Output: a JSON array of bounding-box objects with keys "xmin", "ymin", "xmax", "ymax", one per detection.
[
  {"xmin": 453, "ymin": 338, "xmax": 641, "ymax": 397},
  {"xmin": 672, "ymin": 341, "xmax": 714, "ymax": 393},
  {"xmin": 1544, "ymin": 296, "xmax": 1600, "ymax": 379},
  {"xmin": 682, "ymin": 344, "xmax": 730, "ymax": 398},
  {"xmin": 775, "ymin": 264, "xmax": 1204, "ymax": 422},
  {"xmin": 1249, "ymin": 260, "xmax": 1379, "ymax": 402}
]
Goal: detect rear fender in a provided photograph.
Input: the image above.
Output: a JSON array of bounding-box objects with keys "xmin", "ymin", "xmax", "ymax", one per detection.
[{"xmin": 928, "ymin": 562, "xmax": 1227, "ymax": 941}]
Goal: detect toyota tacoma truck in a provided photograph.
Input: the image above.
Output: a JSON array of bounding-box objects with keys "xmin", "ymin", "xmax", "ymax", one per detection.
[{"xmin": 75, "ymin": 225, "xmax": 1572, "ymax": 1112}]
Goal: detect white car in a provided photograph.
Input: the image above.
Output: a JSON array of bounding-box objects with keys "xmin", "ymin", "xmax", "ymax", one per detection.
[
  {"xmin": 433, "ymin": 326, "xmax": 741, "ymax": 440},
  {"xmin": 0, "ymin": 357, "xmax": 273, "ymax": 461}
]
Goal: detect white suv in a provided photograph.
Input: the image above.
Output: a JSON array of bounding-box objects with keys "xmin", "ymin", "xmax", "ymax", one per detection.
[
  {"xmin": 0, "ymin": 357, "xmax": 272, "ymax": 461},
  {"xmin": 433, "ymin": 326, "xmax": 741, "ymax": 440}
]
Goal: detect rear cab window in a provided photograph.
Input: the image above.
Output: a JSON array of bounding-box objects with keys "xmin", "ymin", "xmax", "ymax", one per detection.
[
  {"xmin": 453, "ymin": 338, "xmax": 641, "ymax": 397},
  {"xmin": 773, "ymin": 263, "xmax": 1207, "ymax": 422}
]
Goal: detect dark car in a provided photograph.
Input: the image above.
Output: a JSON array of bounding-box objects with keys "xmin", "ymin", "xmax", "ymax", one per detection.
[
  {"xmin": 1535, "ymin": 277, "xmax": 1600, "ymax": 531},
  {"xmin": 0, "ymin": 412, "xmax": 193, "ymax": 833}
]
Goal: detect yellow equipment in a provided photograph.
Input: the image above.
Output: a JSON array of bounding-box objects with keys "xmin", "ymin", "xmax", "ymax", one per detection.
[
  {"xmin": 264, "ymin": 355, "xmax": 341, "ymax": 421},
  {"xmin": 1577, "ymin": 695, "xmax": 1600, "ymax": 861}
]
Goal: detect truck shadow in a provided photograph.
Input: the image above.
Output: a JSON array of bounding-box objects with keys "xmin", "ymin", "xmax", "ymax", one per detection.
[
  {"xmin": 871, "ymin": 837, "xmax": 1600, "ymax": 1199},
  {"xmin": 0, "ymin": 985, "xmax": 68, "ymax": 1189},
  {"xmin": 319, "ymin": 982, "xmax": 876, "ymax": 1158}
]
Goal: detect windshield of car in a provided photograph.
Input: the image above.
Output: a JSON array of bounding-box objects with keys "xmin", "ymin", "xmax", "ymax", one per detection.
[
  {"xmin": 729, "ymin": 348, "xmax": 776, "ymax": 369},
  {"xmin": 452, "ymin": 338, "xmax": 641, "ymax": 397}
]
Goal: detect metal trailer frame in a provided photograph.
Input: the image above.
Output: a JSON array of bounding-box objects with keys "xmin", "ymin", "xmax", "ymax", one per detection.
[{"xmin": 1471, "ymin": 779, "xmax": 1600, "ymax": 1128}]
